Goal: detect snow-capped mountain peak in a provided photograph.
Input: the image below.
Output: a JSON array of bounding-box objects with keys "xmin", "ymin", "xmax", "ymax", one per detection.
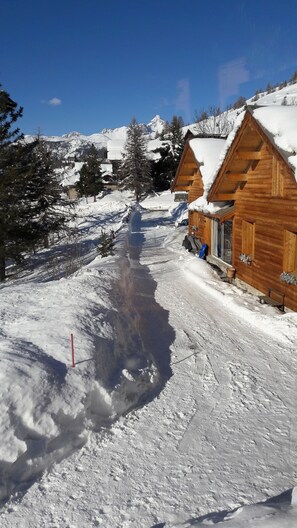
[
  {"xmin": 147, "ymin": 115, "xmax": 166, "ymax": 137},
  {"xmin": 61, "ymin": 131, "xmax": 82, "ymax": 139}
]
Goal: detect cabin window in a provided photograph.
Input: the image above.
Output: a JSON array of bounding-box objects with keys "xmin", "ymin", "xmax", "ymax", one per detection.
[
  {"xmin": 212, "ymin": 219, "xmax": 232, "ymax": 264},
  {"xmin": 283, "ymin": 230, "xmax": 297, "ymax": 275},
  {"xmin": 242, "ymin": 220, "xmax": 255, "ymax": 257}
]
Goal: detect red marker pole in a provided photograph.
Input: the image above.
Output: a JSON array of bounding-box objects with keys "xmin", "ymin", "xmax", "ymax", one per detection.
[{"xmin": 70, "ymin": 333, "xmax": 75, "ymax": 367}]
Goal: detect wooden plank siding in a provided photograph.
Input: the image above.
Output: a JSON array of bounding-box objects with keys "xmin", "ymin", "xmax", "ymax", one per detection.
[
  {"xmin": 218, "ymin": 115, "xmax": 297, "ymax": 311},
  {"xmin": 171, "ymin": 140, "xmax": 206, "ymax": 240},
  {"xmin": 188, "ymin": 210, "xmax": 211, "ymax": 246},
  {"xmin": 172, "ymin": 112, "xmax": 297, "ymax": 311},
  {"xmin": 187, "ymin": 170, "xmax": 203, "ymax": 235}
]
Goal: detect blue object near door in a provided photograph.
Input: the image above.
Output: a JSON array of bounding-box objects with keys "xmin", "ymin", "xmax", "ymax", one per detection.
[{"xmin": 198, "ymin": 243, "xmax": 208, "ymax": 259}]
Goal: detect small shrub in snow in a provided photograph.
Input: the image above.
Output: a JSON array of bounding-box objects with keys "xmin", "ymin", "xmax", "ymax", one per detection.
[{"xmin": 97, "ymin": 229, "xmax": 115, "ymax": 257}]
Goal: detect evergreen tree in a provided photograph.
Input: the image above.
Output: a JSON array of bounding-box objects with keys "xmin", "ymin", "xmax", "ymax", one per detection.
[
  {"xmin": 151, "ymin": 144, "xmax": 173, "ymax": 191},
  {"xmin": 0, "ymin": 86, "xmax": 72, "ymax": 280},
  {"xmin": 152, "ymin": 115, "xmax": 185, "ymax": 191},
  {"xmin": 22, "ymin": 138, "xmax": 70, "ymax": 248},
  {"xmin": 97, "ymin": 229, "xmax": 114, "ymax": 257},
  {"xmin": 266, "ymin": 82, "xmax": 272, "ymax": 94},
  {"xmin": 167, "ymin": 115, "xmax": 185, "ymax": 162},
  {"xmin": 0, "ymin": 137, "xmax": 71, "ymax": 270},
  {"xmin": 0, "ymin": 87, "xmax": 23, "ymax": 148},
  {"xmin": 0, "ymin": 87, "xmax": 24, "ymax": 280},
  {"xmin": 119, "ymin": 118, "xmax": 152, "ymax": 201},
  {"xmin": 76, "ymin": 144, "xmax": 103, "ymax": 202}
]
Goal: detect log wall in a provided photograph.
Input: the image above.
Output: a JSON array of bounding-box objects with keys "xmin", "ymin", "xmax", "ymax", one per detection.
[
  {"xmin": 188, "ymin": 171, "xmax": 204, "ymax": 238},
  {"xmin": 233, "ymin": 152, "xmax": 297, "ymax": 311}
]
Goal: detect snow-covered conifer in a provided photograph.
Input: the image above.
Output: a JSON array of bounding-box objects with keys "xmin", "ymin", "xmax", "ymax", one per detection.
[
  {"xmin": 76, "ymin": 144, "xmax": 104, "ymax": 202},
  {"xmin": 152, "ymin": 115, "xmax": 185, "ymax": 190},
  {"xmin": 0, "ymin": 87, "xmax": 24, "ymax": 279},
  {"xmin": 119, "ymin": 118, "xmax": 152, "ymax": 201}
]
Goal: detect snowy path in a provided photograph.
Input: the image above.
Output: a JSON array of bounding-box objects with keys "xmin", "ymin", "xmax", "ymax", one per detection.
[
  {"xmin": 91, "ymin": 208, "xmax": 174, "ymax": 417},
  {"xmin": 1, "ymin": 206, "xmax": 297, "ymax": 527}
]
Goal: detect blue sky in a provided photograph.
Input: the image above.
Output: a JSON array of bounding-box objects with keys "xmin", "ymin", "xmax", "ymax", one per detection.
[{"xmin": 1, "ymin": 0, "xmax": 297, "ymax": 136}]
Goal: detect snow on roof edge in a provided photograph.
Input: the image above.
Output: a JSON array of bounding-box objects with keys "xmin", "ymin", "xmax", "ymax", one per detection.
[
  {"xmin": 187, "ymin": 137, "xmax": 228, "ymax": 214},
  {"xmin": 251, "ymin": 105, "xmax": 297, "ymax": 180}
]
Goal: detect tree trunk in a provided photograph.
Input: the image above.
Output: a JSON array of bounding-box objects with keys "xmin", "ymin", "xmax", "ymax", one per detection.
[
  {"xmin": 0, "ymin": 244, "xmax": 6, "ymax": 281},
  {"xmin": 44, "ymin": 234, "xmax": 49, "ymax": 248}
]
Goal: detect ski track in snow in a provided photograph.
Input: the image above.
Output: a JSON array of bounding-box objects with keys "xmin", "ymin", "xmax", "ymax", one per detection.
[{"xmin": 0, "ymin": 202, "xmax": 297, "ymax": 527}]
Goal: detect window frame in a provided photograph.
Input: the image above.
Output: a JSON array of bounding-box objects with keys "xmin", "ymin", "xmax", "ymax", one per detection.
[{"xmin": 212, "ymin": 218, "xmax": 232, "ymax": 264}]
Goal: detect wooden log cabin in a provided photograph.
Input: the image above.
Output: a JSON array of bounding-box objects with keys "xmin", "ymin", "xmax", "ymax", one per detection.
[
  {"xmin": 171, "ymin": 137, "xmax": 226, "ymax": 246},
  {"xmin": 172, "ymin": 107, "xmax": 297, "ymax": 312}
]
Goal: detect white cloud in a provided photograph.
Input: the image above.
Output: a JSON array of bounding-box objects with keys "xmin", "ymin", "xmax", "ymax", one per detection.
[
  {"xmin": 48, "ymin": 97, "xmax": 62, "ymax": 106},
  {"xmin": 175, "ymin": 78, "xmax": 191, "ymax": 122},
  {"xmin": 218, "ymin": 58, "xmax": 249, "ymax": 107}
]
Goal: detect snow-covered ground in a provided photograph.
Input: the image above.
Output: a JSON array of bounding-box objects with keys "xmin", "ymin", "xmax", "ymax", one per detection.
[{"xmin": 0, "ymin": 191, "xmax": 297, "ymax": 527}]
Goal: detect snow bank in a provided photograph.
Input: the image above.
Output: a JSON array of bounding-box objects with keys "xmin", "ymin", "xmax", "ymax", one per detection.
[
  {"xmin": 169, "ymin": 488, "xmax": 297, "ymax": 527},
  {"xmin": 0, "ymin": 191, "xmax": 143, "ymax": 501}
]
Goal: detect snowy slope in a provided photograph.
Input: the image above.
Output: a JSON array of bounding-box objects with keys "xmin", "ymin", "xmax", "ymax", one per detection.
[
  {"xmin": 0, "ymin": 191, "xmax": 140, "ymax": 500},
  {"xmin": 251, "ymin": 82, "xmax": 297, "ymax": 106},
  {"xmin": 0, "ymin": 191, "xmax": 297, "ymax": 527},
  {"xmin": 183, "ymin": 81, "xmax": 297, "ymax": 137}
]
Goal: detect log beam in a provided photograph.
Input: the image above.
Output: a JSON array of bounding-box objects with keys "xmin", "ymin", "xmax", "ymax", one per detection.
[
  {"xmin": 214, "ymin": 193, "xmax": 236, "ymax": 200},
  {"xmin": 235, "ymin": 150, "xmax": 263, "ymax": 160},
  {"xmin": 225, "ymin": 173, "xmax": 249, "ymax": 182},
  {"xmin": 178, "ymin": 175, "xmax": 196, "ymax": 182},
  {"xmin": 183, "ymin": 162, "xmax": 198, "ymax": 169}
]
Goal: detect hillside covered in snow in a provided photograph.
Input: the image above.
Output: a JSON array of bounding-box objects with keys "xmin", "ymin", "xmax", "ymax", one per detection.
[{"xmin": 25, "ymin": 81, "xmax": 297, "ymax": 189}]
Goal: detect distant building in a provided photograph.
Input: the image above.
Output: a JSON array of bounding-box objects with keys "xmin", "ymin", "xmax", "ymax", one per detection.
[{"xmin": 107, "ymin": 140, "xmax": 125, "ymax": 161}]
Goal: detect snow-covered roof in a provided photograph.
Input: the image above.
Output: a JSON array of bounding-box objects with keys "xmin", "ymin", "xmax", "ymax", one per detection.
[
  {"xmin": 211, "ymin": 106, "xmax": 297, "ymax": 189},
  {"xmin": 189, "ymin": 138, "xmax": 226, "ymax": 193},
  {"xmin": 209, "ymin": 111, "xmax": 246, "ymax": 189},
  {"xmin": 251, "ymin": 106, "xmax": 297, "ymax": 178},
  {"xmin": 187, "ymin": 138, "xmax": 226, "ymax": 214},
  {"xmin": 107, "ymin": 139, "xmax": 125, "ymax": 161}
]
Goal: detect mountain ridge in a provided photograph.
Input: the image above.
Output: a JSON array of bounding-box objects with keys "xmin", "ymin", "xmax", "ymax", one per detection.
[{"xmin": 25, "ymin": 82, "xmax": 297, "ymax": 186}]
